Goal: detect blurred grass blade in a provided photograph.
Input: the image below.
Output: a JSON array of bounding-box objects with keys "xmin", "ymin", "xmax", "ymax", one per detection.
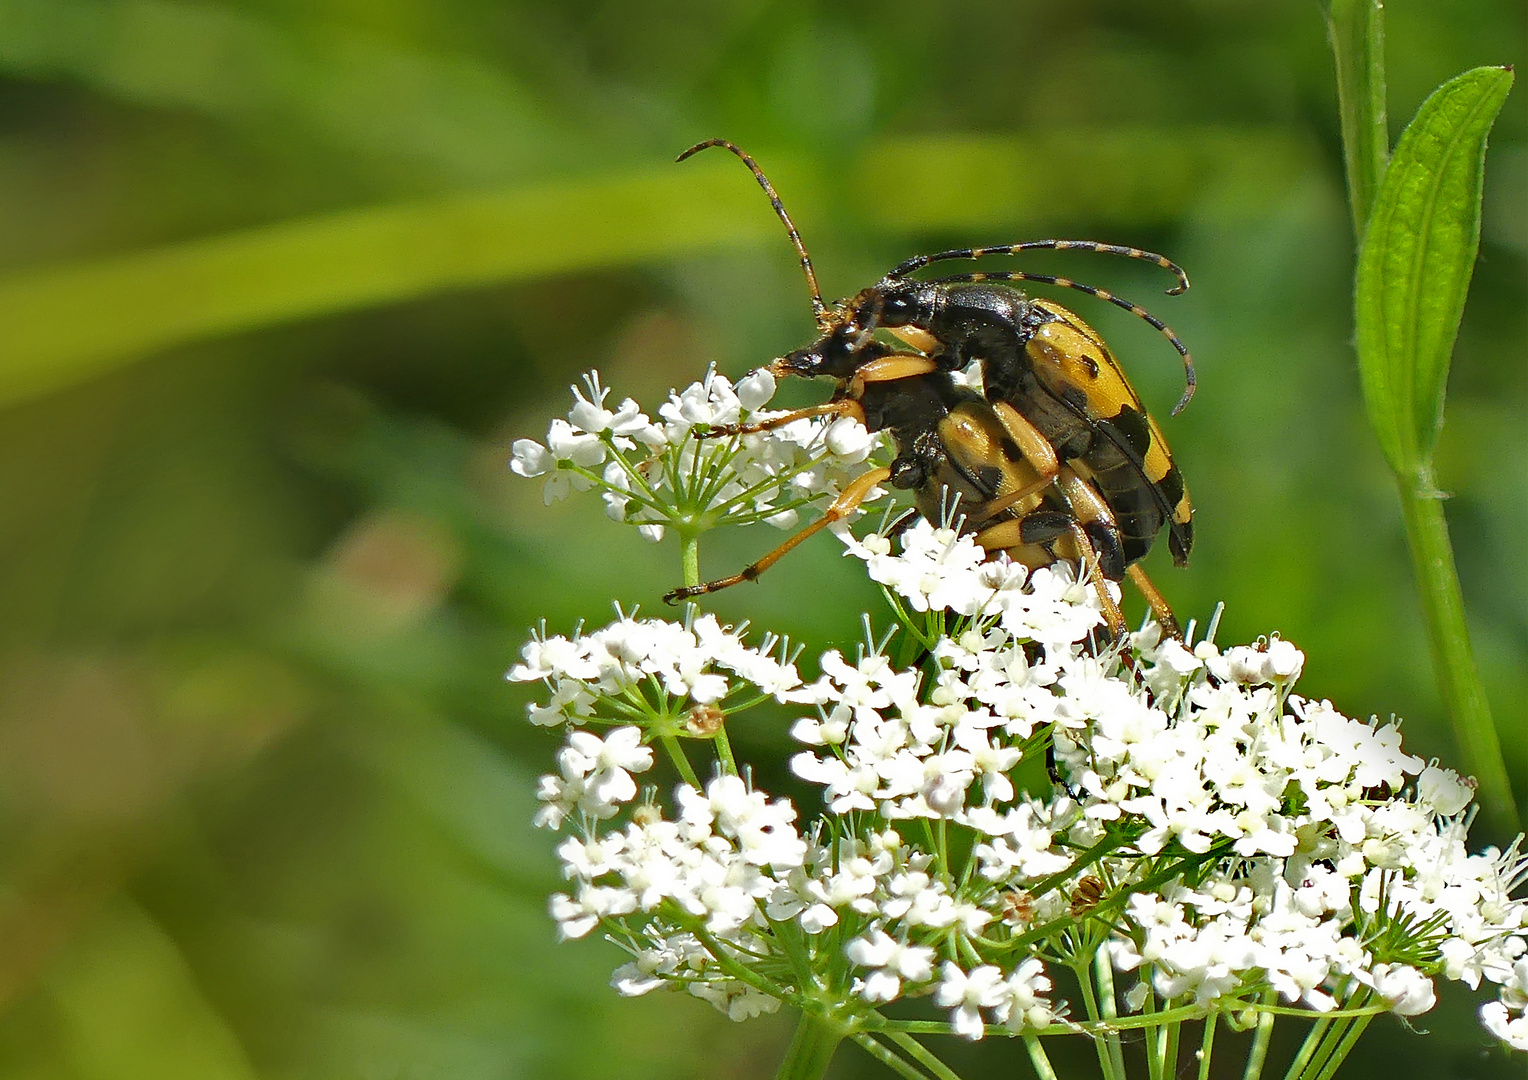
[
  {"xmin": 1325, "ymin": 0, "xmax": 1389, "ymax": 237},
  {"xmin": 0, "ymin": 129, "xmax": 1310, "ymax": 411},
  {"xmin": 1354, "ymin": 66, "xmax": 1513, "ymax": 478},
  {"xmin": 0, "ymin": 163, "xmax": 796, "ymax": 407}
]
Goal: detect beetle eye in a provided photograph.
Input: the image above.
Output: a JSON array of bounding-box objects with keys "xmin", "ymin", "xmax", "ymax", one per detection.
[{"xmin": 879, "ymin": 293, "xmax": 914, "ymax": 323}]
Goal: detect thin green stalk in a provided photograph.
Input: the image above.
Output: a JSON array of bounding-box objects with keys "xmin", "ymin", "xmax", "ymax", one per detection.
[
  {"xmin": 712, "ymin": 726, "xmax": 739, "ymax": 777},
  {"xmin": 881, "ymin": 1002, "xmax": 1210, "ymax": 1038},
  {"xmin": 1310, "ymin": 1013, "xmax": 1375, "ymax": 1080},
  {"xmin": 1242, "ymin": 997, "xmax": 1276, "ymax": 1080},
  {"xmin": 850, "ymin": 1033, "xmax": 935, "ymax": 1080},
  {"xmin": 658, "ymin": 735, "xmax": 701, "ymax": 789},
  {"xmin": 1072, "ymin": 960, "xmax": 1118, "ymax": 1080},
  {"xmin": 1325, "ymin": 0, "xmax": 1389, "ymax": 236},
  {"xmin": 1196, "ymin": 1012, "xmax": 1219, "ymax": 1080},
  {"xmin": 1399, "ymin": 482, "xmax": 1518, "ymax": 825},
  {"xmin": 680, "ymin": 917, "xmax": 801, "ymax": 1008},
  {"xmin": 777, "ymin": 1012, "xmax": 847, "ymax": 1080},
  {"xmin": 681, "ymin": 533, "xmax": 701, "ymax": 589},
  {"xmin": 1297, "ymin": 989, "xmax": 1373, "ymax": 1080},
  {"xmin": 1281, "ymin": 1015, "xmax": 1332, "ymax": 1080},
  {"xmin": 1296, "ymin": 1014, "xmax": 1353, "ymax": 1080},
  {"xmin": 1160, "ymin": 1010, "xmax": 1182, "ymax": 1080},
  {"xmin": 1022, "ymin": 1034, "xmax": 1061, "ymax": 1080},
  {"xmin": 884, "ymin": 1031, "xmax": 965, "ymax": 1080},
  {"xmin": 1093, "ymin": 944, "xmax": 1128, "ymax": 1080},
  {"xmin": 1144, "ymin": 992, "xmax": 1163, "ymax": 1080}
]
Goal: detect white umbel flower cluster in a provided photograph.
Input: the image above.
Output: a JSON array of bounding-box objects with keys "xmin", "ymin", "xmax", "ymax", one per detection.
[
  {"xmin": 511, "ymin": 519, "xmax": 1528, "ymax": 1050},
  {"xmin": 510, "ymin": 368, "xmax": 880, "ymax": 542}
]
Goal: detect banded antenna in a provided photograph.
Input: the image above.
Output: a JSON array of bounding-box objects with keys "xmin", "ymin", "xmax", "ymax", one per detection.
[
  {"xmin": 677, "ymin": 139, "xmax": 831, "ymax": 329},
  {"xmin": 888, "ymin": 239, "xmax": 1190, "ymax": 295},
  {"xmin": 889, "ymin": 240, "xmax": 1195, "ymax": 414}
]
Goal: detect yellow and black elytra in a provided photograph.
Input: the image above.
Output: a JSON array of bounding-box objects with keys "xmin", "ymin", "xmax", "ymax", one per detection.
[
  {"xmin": 780, "ymin": 242, "xmax": 1197, "ymax": 600},
  {"xmin": 667, "ymin": 139, "xmax": 1193, "ymax": 634}
]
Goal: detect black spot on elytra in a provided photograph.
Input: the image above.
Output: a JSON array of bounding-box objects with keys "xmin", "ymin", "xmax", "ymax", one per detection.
[
  {"xmin": 1157, "ymin": 464, "xmax": 1185, "ymax": 513},
  {"xmin": 1100, "ymin": 406, "xmax": 1153, "ymax": 461}
]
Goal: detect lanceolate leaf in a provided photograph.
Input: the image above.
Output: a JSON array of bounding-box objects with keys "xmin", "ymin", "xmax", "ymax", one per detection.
[{"xmin": 1354, "ymin": 66, "xmax": 1513, "ymax": 480}]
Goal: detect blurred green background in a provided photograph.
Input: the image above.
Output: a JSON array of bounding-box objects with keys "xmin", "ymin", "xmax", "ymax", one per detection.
[{"xmin": 0, "ymin": 2, "xmax": 1522, "ymax": 1078}]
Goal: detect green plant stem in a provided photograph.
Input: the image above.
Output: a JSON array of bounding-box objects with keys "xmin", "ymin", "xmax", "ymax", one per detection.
[
  {"xmin": 883, "ymin": 1032, "xmax": 965, "ymax": 1080},
  {"xmin": 849, "ymin": 1033, "xmax": 931, "ymax": 1080},
  {"xmin": 658, "ymin": 735, "xmax": 701, "ymax": 789},
  {"xmin": 1325, "ymin": 0, "xmax": 1389, "ymax": 236},
  {"xmin": 1283, "ymin": 1009, "xmax": 1335, "ymax": 1080},
  {"xmin": 1093, "ymin": 945, "xmax": 1128, "ymax": 1080},
  {"xmin": 1160, "ymin": 1011, "xmax": 1182, "ymax": 1080},
  {"xmin": 1022, "ymin": 1034, "xmax": 1061, "ymax": 1080},
  {"xmin": 1197, "ymin": 1012, "xmax": 1219, "ymax": 1080},
  {"xmin": 1242, "ymin": 999, "xmax": 1276, "ymax": 1080},
  {"xmin": 1300, "ymin": 1021, "xmax": 1348, "ymax": 1080},
  {"xmin": 713, "ymin": 726, "xmax": 739, "ymax": 776},
  {"xmin": 777, "ymin": 1012, "xmax": 847, "ymax": 1080},
  {"xmin": 681, "ymin": 533, "xmax": 701, "ymax": 589},
  {"xmin": 1309, "ymin": 1013, "xmax": 1374, "ymax": 1080},
  {"xmin": 1331, "ymin": 4, "xmax": 1519, "ymax": 831},
  {"xmin": 1073, "ymin": 961, "xmax": 1118, "ymax": 1080},
  {"xmin": 1399, "ymin": 480, "xmax": 1519, "ymax": 825},
  {"xmin": 1144, "ymin": 992, "xmax": 1164, "ymax": 1080}
]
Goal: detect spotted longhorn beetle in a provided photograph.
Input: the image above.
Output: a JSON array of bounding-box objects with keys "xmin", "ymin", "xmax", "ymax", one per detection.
[{"xmin": 670, "ymin": 139, "xmax": 1194, "ymax": 635}]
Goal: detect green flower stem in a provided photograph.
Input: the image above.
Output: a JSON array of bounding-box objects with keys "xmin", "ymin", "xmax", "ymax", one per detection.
[
  {"xmin": 1072, "ymin": 959, "xmax": 1118, "ymax": 1080},
  {"xmin": 1196, "ymin": 1012, "xmax": 1219, "ymax": 1080},
  {"xmin": 1069, "ymin": 965, "xmax": 1118, "ymax": 1080},
  {"xmin": 1093, "ymin": 943, "xmax": 1128, "ymax": 1080},
  {"xmin": 658, "ymin": 735, "xmax": 701, "ymax": 790},
  {"xmin": 1160, "ymin": 1007, "xmax": 1182, "ymax": 1080},
  {"xmin": 1144, "ymin": 992, "xmax": 1163, "ymax": 1080},
  {"xmin": 884, "ymin": 1031, "xmax": 966, "ymax": 1080},
  {"xmin": 712, "ymin": 725, "xmax": 739, "ymax": 777},
  {"xmin": 1296, "ymin": 1015, "xmax": 1350, "ymax": 1080},
  {"xmin": 681, "ymin": 533, "xmax": 701, "ymax": 589},
  {"xmin": 777, "ymin": 1012, "xmax": 848, "ymax": 1080},
  {"xmin": 677, "ymin": 916, "xmax": 804, "ymax": 1010},
  {"xmin": 1022, "ymin": 1034, "xmax": 1061, "ymax": 1080},
  {"xmin": 848, "ymin": 1033, "xmax": 928, "ymax": 1080},
  {"xmin": 1245, "ymin": 1001, "xmax": 1384, "ymax": 1021},
  {"xmin": 1242, "ymin": 996, "xmax": 1277, "ymax": 1080},
  {"xmin": 884, "ymin": 1000, "xmax": 1213, "ymax": 1039},
  {"xmin": 1309, "ymin": 1011, "xmax": 1374, "ymax": 1080},
  {"xmin": 1399, "ymin": 481, "xmax": 1518, "ymax": 825},
  {"xmin": 1325, "ymin": 0, "xmax": 1389, "ymax": 237},
  {"xmin": 764, "ymin": 917, "xmax": 817, "ymax": 994},
  {"xmin": 1282, "ymin": 1018, "xmax": 1326, "ymax": 1080}
]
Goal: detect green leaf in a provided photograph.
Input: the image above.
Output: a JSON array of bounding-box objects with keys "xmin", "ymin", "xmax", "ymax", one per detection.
[{"xmin": 1353, "ymin": 65, "xmax": 1513, "ymax": 481}]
